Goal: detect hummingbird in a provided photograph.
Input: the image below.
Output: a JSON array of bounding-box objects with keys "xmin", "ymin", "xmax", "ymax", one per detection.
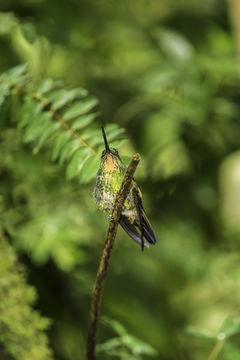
[{"xmin": 93, "ymin": 127, "xmax": 158, "ymax": 250}]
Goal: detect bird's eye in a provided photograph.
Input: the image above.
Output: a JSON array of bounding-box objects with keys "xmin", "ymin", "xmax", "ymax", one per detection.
[{"xmin": 101, "ymin": 150, "xmax": 106, "ymax": 158}]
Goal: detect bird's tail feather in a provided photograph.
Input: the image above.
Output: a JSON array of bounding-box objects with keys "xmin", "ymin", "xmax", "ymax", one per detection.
[
  {"xmin": 119, "ymin": 216, "xmax": 149, "ymax": 248},
  {"xmin": 142, "ymin": 210, "xmax": 158, "ymax": 244}
]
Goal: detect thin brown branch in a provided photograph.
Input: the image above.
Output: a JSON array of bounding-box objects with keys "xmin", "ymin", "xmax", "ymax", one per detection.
[{"xmin": 86, "ymin": 153, "xmax": 141, "ymax": 360}]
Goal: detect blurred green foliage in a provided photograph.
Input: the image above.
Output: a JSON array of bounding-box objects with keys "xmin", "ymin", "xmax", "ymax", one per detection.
[
  {"xmin": 1, "ymin": 0, "xmax": 240, "ymax": 359},
  {"xmin": 0, "ymin": 231, "xmax": 53, "ymax": 360}
]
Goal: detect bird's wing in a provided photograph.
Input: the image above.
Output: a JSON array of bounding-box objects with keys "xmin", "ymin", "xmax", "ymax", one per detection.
[
  {"xmin": 132, "ymin": 187, "xmax": 144, "ymax": 250},
  {"xmin": 119, "ymin": 215, "xmax": 149, "ymax": 248},
  {"xmin": 133, "ymin": 187, "xmax": 158, "ymax": 245},
  {"xmin": 141, "ymin": 209, "xmax": 158, "ymax": 244}
]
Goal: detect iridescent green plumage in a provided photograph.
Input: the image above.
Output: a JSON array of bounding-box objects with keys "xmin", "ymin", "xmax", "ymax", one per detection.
[
  {"xmin": 93, "ymin": 151, "xmax": 135, "ymax": 213},
  {"xmin": 93, "ymin": 128, "xmax": 158, "ymax": 250}
]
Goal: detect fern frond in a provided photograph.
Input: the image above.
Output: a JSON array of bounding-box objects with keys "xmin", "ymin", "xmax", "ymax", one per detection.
[{"xmin": 0, "ymin": 64, "xmax": 125, "ymax": 183}]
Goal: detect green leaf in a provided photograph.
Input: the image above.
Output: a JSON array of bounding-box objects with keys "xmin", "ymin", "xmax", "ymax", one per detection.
[
  {"xmin": 122, "ymin": 334, "xmax": 157, "ymax": 356},
  {"xmin": 72, "ymin": 113, "xmax": 98, "ymax": 130},
  {"xmin": 52, "ymin": 131, "xmax": 72, "ymax": 161},
  {"xmin": 81, "ymin": 128, "xmax": 101, "ymax": 141},
  {"xmin": 0, "ymin": 64, "xmax": 28, "ymax": 89},
  {"xmin": 76, "ymin": 128, "xmax": 101, "ymax": 149},
  {"xmin": 20, "ymin": 22, "xmax": 37, "ymax": 44},
  {"xmin": 66, "ymin": 148, "xmax": 90, "ymax": 179},
  {"xmin": 79, "ymin": 155, "xmax": 100, "ymax": 183},
  {"xmin": 88, "ymin": 125, "xmax": 124, "ymax": 147},
  {"xmin": 218, "ymin": 317, "xmax": 240, "ymax": 340},
  {"xmin": 102, "ymin": 317, "xmax": 128, "ymax": 337},
  {"xmin": 63, "ymin": 97, "xmax": 98, "ymax": 120},
  {"xmin": 96, "ymin": 337, "xmax": 123, "ymax": 353},
  {"xmin": 104, "ymin": 126, "xmax": 125, "ymax": 143},
  {"xmin": 0, "ymin": 63, "xmax": 28, "ymax": 81},
  {"xmin": 59, "ymin": 139, "xmax": 81, "ymax": 165},
  {"xmin": 154, "ymin": 27, "xmax": 194, "ymax": 61},
  {"xmin": 0, "ymin": 12, "xmax": 18, "ymax": 35},
  {"xmin": 33, "ymin": 122, "xmax": 60, "ymax": 154},
  {"xmin": 18, "ymin": 99, "xmax": 43, "ymax": 128},
  {"xmin": 36, "ymin": 79, "xmax": 55, "ymax": 94},
  {"xmin": 186, "ymin": 326, "xmax": 216, "ymax": 340},
  {"xmin": 0, "ymin": 84, "xmax": 10, "ymax": 108},
  {"xmin": 23, "ymin": 112, "xmax": 51, "ymax": 143},
  {"xmin": 222, "ymin": 342, "xmax": 240, "ymax": 360},
  {"xmin": 50, "ymin": 88, "xmax": 88, "ymax": 110},
  {"xmin": 99, "ymin": 317, "xmax": 157, "ymax": 358},
  {"xmin": 0, "ymin": 234, "xmax": 54, "ymax": 360}
]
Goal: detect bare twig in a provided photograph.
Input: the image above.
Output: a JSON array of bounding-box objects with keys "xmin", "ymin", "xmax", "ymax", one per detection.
[
  {"xmin": 86, "ymin": 153, "xmax": 141, "ymax": 360},
  {"xmin": 208, "ymin": 338, "xmax": 226, "ymax": 360}
]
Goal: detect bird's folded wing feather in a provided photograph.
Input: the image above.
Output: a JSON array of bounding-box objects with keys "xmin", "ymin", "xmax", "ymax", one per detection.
[{"xmin": 119, "ymin": 215, "xmax": 149, "ymax": 248}]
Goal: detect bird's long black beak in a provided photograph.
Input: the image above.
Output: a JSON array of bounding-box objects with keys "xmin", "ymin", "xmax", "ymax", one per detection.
[{"xmin": 102, "ymin": 127, "xmax": 110, "ymax": 152}]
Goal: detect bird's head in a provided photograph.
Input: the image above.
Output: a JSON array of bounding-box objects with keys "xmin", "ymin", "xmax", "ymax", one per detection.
[{"xmin": 101, "ymin": 127, "xmax": 121, "ymax": 173}]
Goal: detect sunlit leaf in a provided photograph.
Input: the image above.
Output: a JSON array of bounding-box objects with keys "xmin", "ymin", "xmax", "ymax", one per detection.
[
  {"xmin": 18, "ymin": 99, "xmax": 43, "ymax": 129},
  {"xmin": 63, "ymin": 97, "xmax": 98, "ymax": 120},
  {"xmin": 36, "ymin": 79, "xmax": 55, "ymax": 94},
  {"xmin": 104, "ymin": 126, "xmax": 125, "ymax": 143},
  {"xmin": 72, "ymin": 113, "xmax": 98, "ymax": 130},
  {"xmin": 0, "ymin": 64, "xmax": 125, "ymax": 187},
  {"xmin": 66, "ymin": 148, "xmax": 90, "ymax": 179},
  {"xmin": 52, "ymin": 131, "xmax": 72, "ymax": 161},
  {"xmin": 154, "ymin": 27, "xmax": 194, "ymax": 61},
  {"xmin": 0, "ymin": 84, "xmax": 10, "ymax": 108},
  {"xmin": 79, "ymin": 155, "xmax": 100, "ymax": 183},
  {"xmin": 59, "ymin": 139, "xmax": 81, "ymax": 165},
  {"xmin": 0, "ymin": 63, "xmax": 28, "ymax": 81},
  {"xmin": 23, "ymin": 112, "xmax": 51, "ymax": 143},
  {"xmin": 50, "ymin": 88, "xmax": 87, "ymax": 110},
  {"xmin": 186, "ymin": 326, "xmax": 216, "ymax": 340},
  {"xmin": 96, "ymin": 337, "xmax": 123, "ymax": 353},
  {"xmin": 33, "ymin": 122, "xmax": 60, "ymax": 154}
]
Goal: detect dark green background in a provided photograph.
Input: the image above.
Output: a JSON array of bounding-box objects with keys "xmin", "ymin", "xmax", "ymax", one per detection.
[{"xmin": 1, "ymin": 0, "xmax": 240, "ymax": 359}]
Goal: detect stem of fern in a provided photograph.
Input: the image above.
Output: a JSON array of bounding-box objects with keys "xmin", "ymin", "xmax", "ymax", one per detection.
[{"xmin": 11, "ymin": 85, "xmax": 98, "ymax": 155}]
